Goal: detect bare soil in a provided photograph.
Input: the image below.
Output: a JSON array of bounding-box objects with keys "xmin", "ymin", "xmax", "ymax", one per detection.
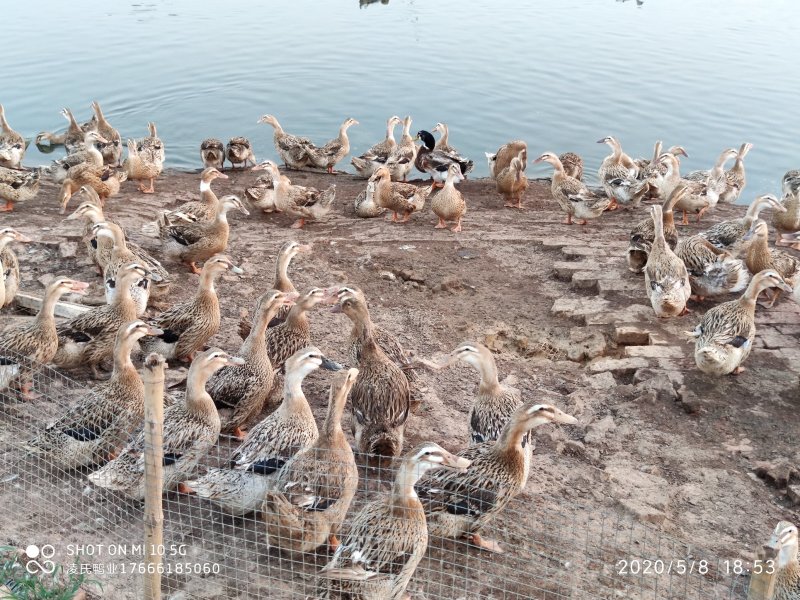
[{"xmin": 1, "ymin": 168, "xmax": 798, "ymax": 599}]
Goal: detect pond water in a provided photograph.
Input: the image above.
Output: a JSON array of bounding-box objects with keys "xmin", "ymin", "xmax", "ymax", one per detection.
[{"xmin": 4, "ymin": 0, "xmax": 799, "ymax": 198}]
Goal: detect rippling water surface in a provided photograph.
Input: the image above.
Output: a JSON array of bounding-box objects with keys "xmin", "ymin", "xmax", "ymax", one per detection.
[{"xmin": 5, "ymin": 0, "xmax": 799, "ymax": 197}]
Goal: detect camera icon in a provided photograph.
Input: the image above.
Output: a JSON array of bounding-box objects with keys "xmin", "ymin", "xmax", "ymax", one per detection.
[{"xmin": 25, "ymin": 544, "xmax": 56, "ymax": 575}]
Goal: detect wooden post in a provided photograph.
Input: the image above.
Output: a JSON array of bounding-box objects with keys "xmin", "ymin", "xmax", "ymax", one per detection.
[
  {"xmin": 142, "ymin": 353, "xmax": 166, "ymax": 600},
  {"xmin": 747, "ymin": 546, "xmax": 777, "ymax": 600}
]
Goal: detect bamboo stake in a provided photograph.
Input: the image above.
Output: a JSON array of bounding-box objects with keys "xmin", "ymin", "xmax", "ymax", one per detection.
[
  {"xmin": 747, "ymin": 546, "xmax": 777, "ymax": 600},
  {"xmin": 142, "ymin": 353, "xmax": 166, "ymax": 600}
]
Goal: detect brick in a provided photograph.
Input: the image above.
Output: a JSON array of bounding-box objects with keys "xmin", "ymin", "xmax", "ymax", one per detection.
[
  {"xmin": 624, "ymin": 345, "xmax": 684, "ymax": 359},
  {"xmin": 572, "ymin": 271, "xmax": 599, "ymax": 289},
  {"xmin": 757, "ymin": 330, "xmax": 797, "ymax": 350},
  {"xmin": 551, "ymin": 297, "xmax": 610, "ymax": 318},
  {"xmin": 615, "ymin": 326, "xmax": 651, "ymax": 346},
  {"xmin": 598, "ymin": 279, "xmax": 641, "ymax": 294},
  {"xmin": 588, "ymin": 357, "xmax": 649, "ymax": 374},
  {"xmin": 553, "ymin": 261, "xmax": 593, "ymax": 280}
]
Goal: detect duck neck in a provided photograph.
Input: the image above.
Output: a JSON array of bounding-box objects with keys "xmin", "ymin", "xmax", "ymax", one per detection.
[
  {"xmin": 338, "ymin": 123, "xmax": 351, "ymax": 144},
  {"xmin": 401, "ymin": 121, "xmax": 412, "ymax": 144},
  {"xmin": 651, "ymin": 141, "xmax": 663, "ymax": 164},
  {"xmin": 0, "ymin": 107, "xmax": 9, "ymax": 133},
  {"xmin": 112, "ymin": 333, "xmax": 138, "ymax": 375},
  {"xmin": 652, "ymin": 211, "xmax": 667, "ymax": 249},
  {"xmin": 385, "ymin": 120, "xmax": 397, "ymax": 144},
  {"xmin": 93, "ymin": 104, "xmax": 109, "ymax": 128},
  {"xmin": 391, "ymin": 459, "xmax": 426, "ymax": 508},
  {"xmin": 36, "ymin": 288, "xmax": 62, "ymax": 326},
  {"xmin": 198, "ymin": 268, "xmax": 220, "ymax": 297},
  {"xmin": 112, "ymin": 274, "xmax": 136, "ymax": 307},
  {"xmin": 200, "ymin": 178, "xmax": 217, "ymax": 203},
  {"xmin": 608, "ymin": 140, "xmax": 622, "ymax": 164},
  {"xmin": 745, "ymin": 233, "xmax": 770, "ymax": 273},
  {"xmin": 186, "ymin": 367, "xmax": 217, "ymax": 416},
  {"xmin": 740, "ymin": 274, "xmax": 771, "ymax": 313},
  {"xmin": 472, "ymin": 357, "xmax": 501, "ymax": 395},
  {"xmin": 493, "ymin": 417, "xmax": 532, "ymax": 462},
  {"xmin": 437, "ymin": 125, "xmax": 449, "ymax": 148},
  {"xmin": 108, "ymin": 228, "xmax": 128, "ymax": 257},
  {"xmin": 271, "ymin": 119, "xmax": 285, "ymax": 135},
  {"xmin": 214, "ymin": 203, "xmax": 231, "ymax": 225},
  {"xmin": 350, "ymin": 306, "xmax": 376, "ymax": 342},
  {"xmin": 274, "ymin": 253, "xmax": 293, "ymax": 291},
  {"xmin": 444, "ymin": 171, "xmax": 457, "ymax": 190},
  {"xmin": 322, "ymin": 388, "xmax": 348, "ymax": 442},
  {"xmin": 550, "ymin": 159, "xmax": 567, "ymax": 183},
  {"xmin": 242, "ymin": 302, "xmax": 280, "ymax": 358},
  {"xmin": 743, "ymin": 198, "xmax": 767, "ymax": 227},
  {"xmin": 282, "ymin": 368, "xmax": 311, "ymax": 411}
]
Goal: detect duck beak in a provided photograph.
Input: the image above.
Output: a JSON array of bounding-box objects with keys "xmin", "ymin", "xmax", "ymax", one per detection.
[
  {"xmin": 297, "ymin": 243, "xmax": 313, "ymax": 254},
  {"xmin": 779, "ymin": 282, "xmax": 794, "ymax": 294},
  {"xmin": 14, "ymin": 232, "xmax": 33, "ymax": 243},
  {"xmin": 320, "ymin": 357, "xmax": 344, "ymax": 371},
  {"xmin": 146, "ymin": 326, "xmax": 164, "ymax": 336},
  {"xmin": 322, "ymin": 286, "xmax": 341, "ymax": 304},
  {"xmin": 553, "ymin": 410, "xmax": 579, "ymax": 425},
  {"xmin": 229, "ymin": 265, "xmax": 244, "ymax": 275},
  {"xmin": 441, "ymin": 451, "xmax": 471, "ymax": 471},
  {"xmin": 283, "ymin": 291, "xmax": 300, "ymax": 305},
  {"xmin": 413, "ymin": 134, "xmax": 420, "ymax": 141},
  {"xmin": 147, "ymin": 271, "xmax": 164, "ymax": 282},
  {"xmin": 226, "ymin": 356, "xmax": 247, "ymax": 366},
  {"xmin": 217, "ymin": 172, "xmax": 229, "ymax": 179},
  {"xmin": 70, "ymin": 281, "xmax": 90, "ymax": 295}
]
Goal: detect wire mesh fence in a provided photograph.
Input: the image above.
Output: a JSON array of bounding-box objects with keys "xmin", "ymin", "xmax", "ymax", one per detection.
[{"xmin": 0, "ymin": 347, "xmax": 755, "ymax": 600}]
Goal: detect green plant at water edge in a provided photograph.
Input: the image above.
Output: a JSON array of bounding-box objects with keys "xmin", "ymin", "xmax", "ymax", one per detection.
[{"xmin": 0, "ymin": 546, "xmax": 97, "ymax": 600}]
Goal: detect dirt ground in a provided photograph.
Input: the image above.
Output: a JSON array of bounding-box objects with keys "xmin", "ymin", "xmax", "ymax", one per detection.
[{"xmin": 1, "ymin": 166, "xmax": 798, "ymax": 599}]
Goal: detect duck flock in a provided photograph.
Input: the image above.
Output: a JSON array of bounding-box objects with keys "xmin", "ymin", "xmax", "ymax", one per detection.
[{"xmin": 1, "ymin": 103, "xmax": 799, "ymax": 598}]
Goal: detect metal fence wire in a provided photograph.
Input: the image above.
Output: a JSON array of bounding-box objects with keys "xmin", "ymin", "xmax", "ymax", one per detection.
[{"xmin": 0, "ymin": 347, "xmax": 752, "ymax": 600}]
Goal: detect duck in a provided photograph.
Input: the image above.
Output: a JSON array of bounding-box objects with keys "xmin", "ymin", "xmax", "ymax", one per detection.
[
  {"xmin": 765, "ymin": 521, "xmax": 800, "ymax": 599},
  {"xmin": 261, "ymin": 367, "xmax": 359, "ymax": 554},
  {"xmin": 47, "ymin": 130, "xmax": 108, "ymax": 185},
  {"xmin": 184, "ymin": 347, "xmax": 340, "ymax": 515},
  {"xmin": 368, "ymin": 166, "xmax": 430, "ymax": 223},
  {"xmin": 90, "ymin": 101, "xmax": 122, "ymax": 166},
  {"xmin": 240, "ymin": 241, "xmax": 312, "ymax": 338},
  {"xmin": 637, "ymin": 143, "xmax": 689, "ymax": 200},
  {"xmin": 25, "ymin": 320, "xmax": 163, "ymax": 468},
  {"xmin": 644, "ymin": 204, "xmax": 691, "ymax": 317},
  {"xmin": 353, "ymin": 179, "xmax": 385, "ymax": 218},
  {"xmin": 417, "ymin": 342, "xmax": 533, "ymax": 481},
  {"xmin": 138, "ymin": 255, "xmax": 243, "ymax": 361},
  {"xmin": 597, "ymin": 136, "xmax": 645, "ymax": 210},
  {"xmin": 627, "ymin": 184, "xmax": 684, "ymax": 274},
  {"xmin": 160, "ymin": 194, "xmax": 249, "ymax": 273},
  {"xmin": 136, "ymin": 122, "xmax": 165, "ymax": 166},
  {"xmin": 485, "ymin": 140, "xmax": 527, "ymax": 179},
  {"xmin": 257, "ymin": 114, "xmax": 313, "ymax": 170},
  {"xmin": 416, "ymin": 402, "xmax": 577, "ymax": 554},
  {"xmin": 332, "ymin": 287, "xmax": 410, "ymax": 457},
  {"xmin": 533, "ymin": 152, "xmax": 611, "ymax": 225},
  {"xmin": 315, "ymin": 443, "xmax": 470, "ymax": 600},
  {"xmin": 254, "ymin": 160, "xmax": 336, "ymax": 229},
  {"xmin": 431, "ymin": 122, "xmax": 456, "ymax": 153},
  {"xmin": 720, "ymin": 142, "xmax": 753, "ymax": 204},
  {"xmin": 414, "ymin": 129, "xmax": 473, "ymax": 186},
  {"xmin": 207, "ymin": 290, "xmax": 296, "ymax": 439},
  {"xmin": 385, "ymin": 116, "xmax": 416, "ymax": 182},
  {"xmin": 225, "ymin": 136, "xmax": 256, "ymax": 169},
  {"xmin": 65, "ymin": 199, "xmax": 171, "ymax": 302},
  {"xmin": 0, "ymin": 277, "xmax": 89, "ymax": 399},
  {"xmin": 304, "ymin": 118, "xmax": 359, "ymax": 173},
  {"xmin": 334, "ymin": 286, "xmax": 423, "ymax": 411},
  {"xmin": 655, "ymin": 153, "xmax": 713, "ymax": 225},
  {"xmin": 91, "ymin": 222, "xmax": 162, "ymax": 315},
  {"xmin": 58, "ymin": 167, "xmax": 127, "ymax": 213},
  {"xmin": 702, "ymin": 194, "xmax": 787, "ymax": 257},
  {"xmin": 684, "ymin": 147, "xmax": 739, "ymax": 209},
  {"xmin": 774, "ymin": 185, "xmax": 800, "ymax": 249},
  {"xmin": 122, "ymin": 139, "xmax": 161, "ymax": 194},
  {"xmin": 0, "ymin": 228, "xmax": 32, "ymax": 307},
  {"xmin": 0, "ymin": 167, "xmax": 40, "ymax": 212},
  {"xmin": 495, "ymin": 150, "xmax": 528, "ymax": 209},
  {"xmin": 200, "ymin": 138, "xmax": 225, "ymax": 169},
  {"xmin": 558, "ymin": 152, "xmax": 583, "ymax": 180},
  {"xmin": 351, "ymin": 115, "xmax": 401, "ymax": 178},
  {"xmin": 52, "ymin": 263, "xmax": 152, "ymax": 379},
  {"xmin": 0, "ymin": 104, "xmax": 26, "ymax": 169},
  {"xmin": 88, "ymin": 349, "xmax": 243, "ymax": 499},
  {"xmin": 431, "ymin": 163, "xmax": 467, "ymax": 232},
  {"xmin": 674, "ymin": 234, "xmax": 750, "ymax": 301},
  {"xmin": 783, "ymin": 170, "xmax": 800, "ymax": 196},
  {"xmin": 245, "ymin": 168, "xmax": 278, "ymax": 213},
  {"xmin": 166, "ymin": 167, "xmax": 229, "ymax": 222},
  {"xmin": 35, "ymin": 107, "xmax": 95, "ymax": 153},
  {"xmin": 264, "ymin": 287, "xmax": 337, "ymax": 373},
  {"xmin": 744, "ymin": 219, "xmax": 800, "ymax": 307},
  {"xmin": 685, "ymin": 270, "xmax": 792, "ymax": 376}
]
